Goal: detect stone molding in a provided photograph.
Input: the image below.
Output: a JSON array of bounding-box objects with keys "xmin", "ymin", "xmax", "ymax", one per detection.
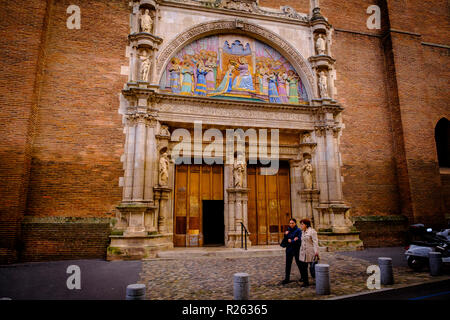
[{"xmin": 158, "ymin": 0, "xmax": 309, "ymax": 24}]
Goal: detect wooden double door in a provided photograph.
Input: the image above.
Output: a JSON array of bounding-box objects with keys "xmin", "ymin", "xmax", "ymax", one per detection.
[
  {"xmin": 247, "ymin": 162, "xmax": 292, "ymax": 245},
  {"xmin": 174, "ymin": 162, "xmax": 291, "ymax": 247}
]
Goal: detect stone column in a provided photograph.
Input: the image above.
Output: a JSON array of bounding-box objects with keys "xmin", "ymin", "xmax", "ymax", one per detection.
[
  {"xmin": 289, "ymin": 159, "xmax": 302, "ymax": 220},
  {"xmin": 144, "ymin": 124, "xmax": 157, "ymax": 202},
  {"xmin": 324, "ymin": 124, "xmax": 342, "ymax": 203},
  {"xmin": 154, "ymin": 187, "xmax": 172, "ymax": 234},
  {"xmin": 123, "ymin": 118, "xmax": 136, "ymax": 202},
  {"xmin": 132, "ymin": 115, "xmax": 147, "ymax": 201},
  {"xmin": 226, "ymin": 188, "xmax": 250, "ymax": 248},
  {"xmin": 314, "ymin": 127, "xmax": 329, "ymax": 204}
]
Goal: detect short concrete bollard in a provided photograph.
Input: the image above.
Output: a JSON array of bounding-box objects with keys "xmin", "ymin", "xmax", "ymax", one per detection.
[
  {"xmin": 378, "ymin": 257, "xmax": 394, "ymax": 285},
  {"xmin": 233, "ymin": 273, "xmax": 250, "ymax": 300},
  {"xmin": 126, "ymin": 283, "xmax": 146, "ymax": 300},
  {"xmin": 315, "ymin": 264, "xmax": 330, "ymax": 295},
  {"xmin": 429, "ymin": 252, "xmax": 442, "ymax": 276}
]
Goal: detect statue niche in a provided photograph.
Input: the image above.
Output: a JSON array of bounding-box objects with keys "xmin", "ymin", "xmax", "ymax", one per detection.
[
  {"xmin": 140, "ymin": 9, "xmax": 154, "ymax": 34},
  {"xmin": 139, "ymin": 49, "xmax": 152, "ymax": 82}
]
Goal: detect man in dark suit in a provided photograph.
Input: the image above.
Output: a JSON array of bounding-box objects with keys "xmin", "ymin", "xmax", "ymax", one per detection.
[{"xmin": 282, "ymin": 218, "xmax": 303, "ymax": 285}]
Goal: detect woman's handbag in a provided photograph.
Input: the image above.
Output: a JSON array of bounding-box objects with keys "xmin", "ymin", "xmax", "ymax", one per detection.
[
  {"xmin": 280, "ymin": 236, "xmax": 288, "ymax": 248},
  {"xmin": 310, "ymin": 255, "xmax": 319, "ymax": 278}
]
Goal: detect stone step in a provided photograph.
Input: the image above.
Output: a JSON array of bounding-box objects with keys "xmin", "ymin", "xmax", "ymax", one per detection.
[{"xmin": 145, "ymin": 245, "xmax": 329, "ymax": 260}]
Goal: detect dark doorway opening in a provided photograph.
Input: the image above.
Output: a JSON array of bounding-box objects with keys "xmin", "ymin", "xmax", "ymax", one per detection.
[
  {"xmin": 435, "ymin": 118, "xmax": 450, "ymax": 168},
  {"xmin": 202, "ymin": 200, "xmax": 224, "ymax": 246}
]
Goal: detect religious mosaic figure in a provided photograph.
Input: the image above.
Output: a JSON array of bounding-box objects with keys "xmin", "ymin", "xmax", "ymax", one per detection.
[
  {"xmin": 287, "ymin": 70, "xmax": 299, "ymax": 103},
  {"xmin": 268, "ymin": 72, "xmax": 281, "ymax": 103},
  {"xmin": 180, "ymin": 60, "xmax": 194, "ymax": 95},
  {"xmin": 316, "ymin": 34, "xmax": 326, "ymax": 55},
  {"xmin": 302, "ymin": 158, "xmax": 314, "ymax": 189},
  {"xmin": 195, "ymin": 60, "xmax": 208, "ymax": 96},
  {"xmin": 277, "ymin": 72, "xmax": 289, "ymax": 103},
  {"xmin": 233, "ymin": 153, "xmax": 246, "ymax": 188},
  {"xmin": 168, "ymin": 57, "xmax": 181, "ymax": 94},
  {"xmin": 212, "ymin": 63, "xmax": 235, "ymax": 95},
  {"xmin": 140, "ymin": 9, "xmax": 153, "ymax": 33},
  {"xmin": 319, "ymin": 71, "xmax": 328, "ymax": 98},
  {"xmin": 139, "ymin": 50, "xmax": 151, "ymax": 82},
  {"xmin": 205, "ymin": 52, "xmax": 217, "ymax": 92},
  {"xmin": 232, "ymin": 57, "xmax": 254, "ymax": 91},
  {"xmin": 159, "ymin": 152, "xmax": 170, "ymax": 186}
]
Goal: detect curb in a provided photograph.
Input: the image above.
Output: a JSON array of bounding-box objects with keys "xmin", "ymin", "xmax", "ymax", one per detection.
[{"xmin": 326, "ymin": 276, "xmax": 450, "ymax": 300}]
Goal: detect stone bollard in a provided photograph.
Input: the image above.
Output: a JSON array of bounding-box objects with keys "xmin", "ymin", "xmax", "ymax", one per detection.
[
  {"xmin": 429, "ymin": 252, "xmax": 442, "ymax": 276},
  {"xmin": 233, "ymin": 273, "xmax": 250, "ymax": 300},
  {"xmin": 126, "ymin": 284, "xmax": 146, "ymax": 300},
  {"xmin": 315, "ymin": 264, "xmax": 330, "ymax": 295},
  {"xmin": 378, "ymin": 257, "xmax": 394, "ymax": 285}
]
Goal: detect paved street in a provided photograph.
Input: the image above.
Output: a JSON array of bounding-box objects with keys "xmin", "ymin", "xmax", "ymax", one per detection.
[
  {"xmin": 0, "ymin": 247, "xmax": 448, "ymax": 300},
  {"xmin": 139, "ymin": 249, "xmax": 449, "ymax": 300},
  {"xmin": 0, "ymin": 259, "xmax": 141, "ymax": 300}
]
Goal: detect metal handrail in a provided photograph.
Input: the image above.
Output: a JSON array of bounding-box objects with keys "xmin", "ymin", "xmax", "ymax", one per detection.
[{"xmin": 240, "ymin": 222, "xmax": 249, "ymax": 250}]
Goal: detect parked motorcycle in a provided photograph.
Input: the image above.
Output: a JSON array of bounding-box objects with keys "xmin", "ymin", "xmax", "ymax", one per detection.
[{"xmin": 404, "ymin": 224, "xmax": 450, "ymax": 271}]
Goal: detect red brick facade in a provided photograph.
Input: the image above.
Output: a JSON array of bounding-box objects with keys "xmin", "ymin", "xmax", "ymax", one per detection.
[{"xmin": 0, "ymin": 0, "xmax": 448, "ymax": 263}]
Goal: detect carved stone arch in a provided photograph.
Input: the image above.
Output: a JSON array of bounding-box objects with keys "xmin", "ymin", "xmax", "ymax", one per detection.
[{"xmin": 156, "ymin": 19, "xmax": 317, "ymax": 99}]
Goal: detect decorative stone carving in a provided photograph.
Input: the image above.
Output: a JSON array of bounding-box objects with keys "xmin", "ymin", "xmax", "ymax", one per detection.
[
  {"xmin": 301, "ymin": 158, "xmax": 314, "ymax": 189},
  {"xmin": 318, "ymin": 70, "xmax": 328, "ymax": 98},
  {"xmin": 221, "ymin": 0, "xmax": 252, "ymax": 12},
  {"xmin": 140, "ymin": 9, "xmax": 153, "ymax": 33},
  {"xmin": 165, "ymin": 0, "xmax": 308, "ymax": 22},
  {"xmin": 139, "ymin": 50, "xmax": 152, "ymax": 82},
  {"xmin": 159, "ymin": 125, "xmax": 170, "ymax": 137},
  {"xmin": 302, "ymin": 132, "xmax": 313, "ymax": 143},
  {"xmin": 315, "ymin": 34, "xmax": 326, "ymax": 55},
  {"xmin": 159, "ymin": 151, "xmax": 170, "ymax": 186},
  {"xmin": 233, "ymin": 153, "xmax": 246, "ymax": 188}
]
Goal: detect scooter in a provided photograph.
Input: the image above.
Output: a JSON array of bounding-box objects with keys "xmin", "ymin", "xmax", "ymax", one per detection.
[{"xmin": 404, "ymin": 225, "xmax": 450, "ymax": 271}]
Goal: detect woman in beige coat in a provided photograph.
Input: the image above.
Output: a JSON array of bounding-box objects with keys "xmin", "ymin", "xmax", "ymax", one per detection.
[{"xmin": 299, "ymin": 218, "xmax": 319, "ymax": 287}]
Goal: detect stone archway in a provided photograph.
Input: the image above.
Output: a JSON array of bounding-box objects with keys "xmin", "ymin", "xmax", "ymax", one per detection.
[{"xmin": 156, "ymin": 19, "xmax": 317, "ymax": 99}]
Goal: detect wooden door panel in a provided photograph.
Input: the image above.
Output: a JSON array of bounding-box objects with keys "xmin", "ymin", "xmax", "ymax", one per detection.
[
  {"xmin": 246, "ymin": 162, "xmax": 291, "ymax": 246},
  {"xmin": 247, "ymin": 167, "xmax": 257, "ymax": 244},
  {"xmin": 174, "ymin": 164, "xmax": 223, "ymax": 247}
]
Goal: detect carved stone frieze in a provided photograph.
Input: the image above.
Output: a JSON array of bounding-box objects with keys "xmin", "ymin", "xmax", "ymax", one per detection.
[{"xmin": 161, "ymin": 0, "xmax": 308, "ymax": 23}]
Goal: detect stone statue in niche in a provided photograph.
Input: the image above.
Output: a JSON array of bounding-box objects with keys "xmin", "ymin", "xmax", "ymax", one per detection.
[
  {"xmin": 233, "ymin": 153, "xmax": 246, "ymax": 188},
  {"xmin": 139, "ymin": 50, "xmax": 151, "ymax": 82},
  {"xmin": 159, "ymin": 125, "xmax": 170, "ymax": 137},
  {"xmin": 140, "ymin": 9, "xmax": 153, "ymax": 33},
  {"xmin": 318, "ymin": 71, "xmax": 329, "ymax": 98},
  {"xmin": 302, "ymin": 132, "xmax": 313, "ymax": 143},
  {"xmin": 315, "ymin": 34, "xmax": 326, "ymax": 55},
  {"xmin": 301, "ymin": 158, "xmax": 314, "ymax": 190},
  {"xmin": 159, "ymin": 151, "xmax": 170, "ymax": 186}
]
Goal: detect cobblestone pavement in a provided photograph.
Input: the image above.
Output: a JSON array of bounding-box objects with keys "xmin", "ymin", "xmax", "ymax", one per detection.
[{"xmin": 139, "ymin": 252, "xmax": 450, "ymax": 300}]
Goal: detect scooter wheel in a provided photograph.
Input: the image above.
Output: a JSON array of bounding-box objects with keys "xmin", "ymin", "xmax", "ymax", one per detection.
[{"xmin": 407, "ymin": 256, "xmax": 426, "ymax": 271}]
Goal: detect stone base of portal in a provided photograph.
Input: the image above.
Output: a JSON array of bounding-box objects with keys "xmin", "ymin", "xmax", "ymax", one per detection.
[
  {"xmin": 315, "ymin": 204, "xmax": 364, "ymax": 251},
  {"xmin": 317, "ymin": 231, "xmax": 364, "ymax": 252},
  {"xmin": 107, "ymin": 233, "xmax": 174, "ymax": 261},
  {"xmin": 226, "ymin": 231, "xmax": 252, "ymax": 249}
]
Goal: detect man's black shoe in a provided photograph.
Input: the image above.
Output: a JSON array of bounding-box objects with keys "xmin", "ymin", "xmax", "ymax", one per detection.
[
  {"xmin": 281, "ymin": 279, "xmax": 290, "ymax": 285},
  {"xmin": 300, "ymin": 283, "xmax": 310, "ymax": 288},
  {"xmin": 298, "ymin": 278, "xmax": 305, "ymax": 282}
]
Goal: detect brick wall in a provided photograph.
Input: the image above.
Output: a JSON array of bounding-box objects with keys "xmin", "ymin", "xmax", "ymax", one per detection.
[
  {"xmin": 20, "ymin": 217, "xmax": 111, "ymax": 262},
  {"xmin": 0, "ymin": 0, "xmax": 51, "ymax": 264},
  {"xmin": 353, "ymin": 216, "xmax": 408, "ymax": 247}
]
